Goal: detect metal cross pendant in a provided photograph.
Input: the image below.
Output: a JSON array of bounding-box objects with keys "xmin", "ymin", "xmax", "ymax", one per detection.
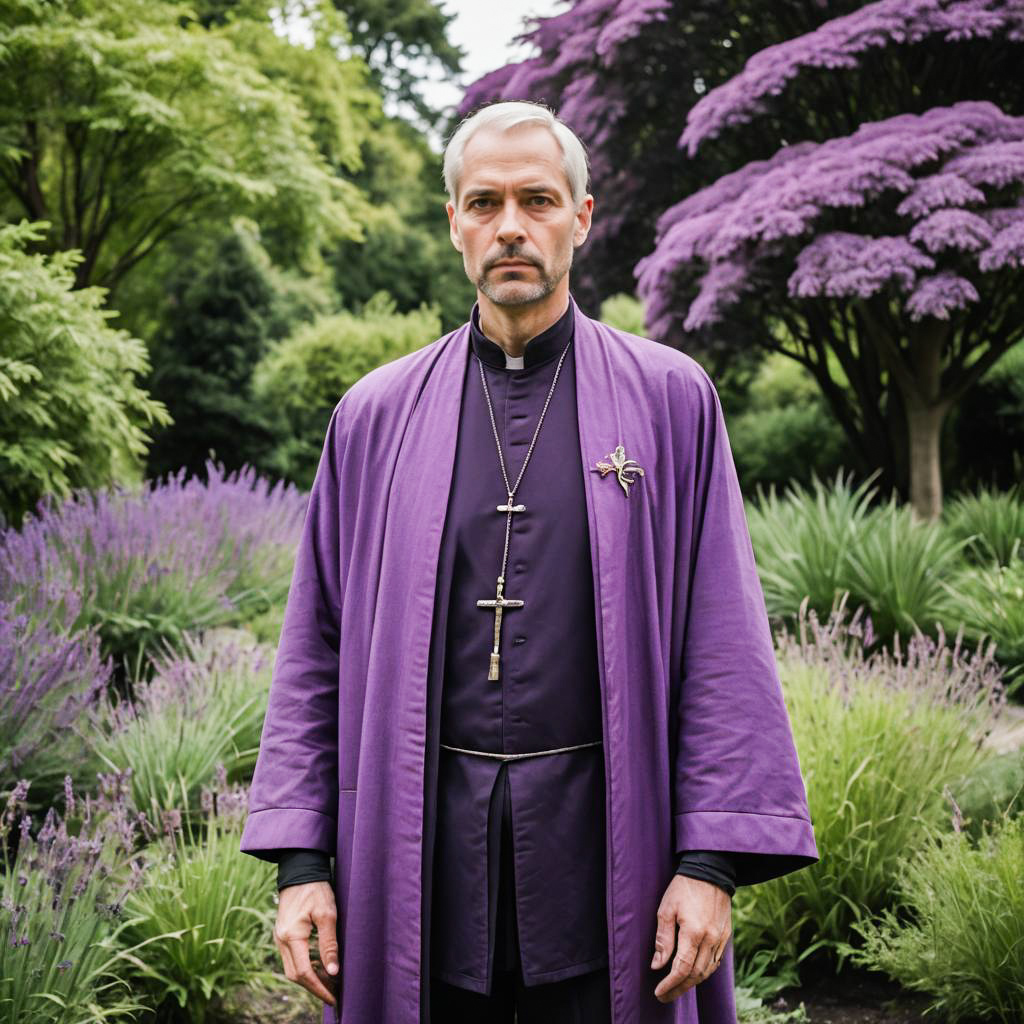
[
  {"xmin": 497, "ymin": 493, "xmax": 526, "ymax": 515},
  {"xmin": 476, "ymin": 575, "xmax": 524, "ymax": 681}
]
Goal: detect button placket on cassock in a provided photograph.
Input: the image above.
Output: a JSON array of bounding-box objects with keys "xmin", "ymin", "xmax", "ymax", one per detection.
[{"xmin": 429, "ymin": 303, "xmax": 610, "ymax": 995}]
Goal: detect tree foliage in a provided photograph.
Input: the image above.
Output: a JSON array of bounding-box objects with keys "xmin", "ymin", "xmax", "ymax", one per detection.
[
  {"xmin": 0, "ymin": 0, "xmax": 373, "ymax": 298},
  {"xmin": 464, "ymin": 0, "xmax": 1024, "ymax": 517},
  {"xmin": 333, "ymin": 0, "xmax": 464, "ymax": 125},
  {"xmin": 251, "ymin": 291, "xmax": 441, "ymax": 486},
  {"xmin": 0, "ymin": 220, "xmax": 170, "ymax": 528}
]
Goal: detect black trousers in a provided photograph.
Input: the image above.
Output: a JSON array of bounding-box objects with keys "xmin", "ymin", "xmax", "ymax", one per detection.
[{"xmin": 430, "ymin": 764, "xmax": 612, "ymax": 1024}]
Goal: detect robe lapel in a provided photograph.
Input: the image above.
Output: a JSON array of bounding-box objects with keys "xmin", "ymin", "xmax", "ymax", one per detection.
[{"xmin": 572, "ymin": 299, "xmax": 636, "ymax": 1023}]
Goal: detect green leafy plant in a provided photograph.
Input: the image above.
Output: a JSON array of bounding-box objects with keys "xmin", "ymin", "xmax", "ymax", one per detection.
[
  {"xmin": 732, "ymin": 598, "xmax": 1007, "ymax": 976},
  {"xmin": 746, "ymin": 469, "xmax": 880, "ymax": 620},
  {"xmin": 844, "ymin": 497, "xmax": 971, "ymax": 643},
  {"xmin": 942, "ymin": 543, "xmax": 1024, "ymax": 687},
  {"xmin": 114, "ymin": 770, "xmax": 280, "ymax": 1024},
  {"xmin": 0, "ymin": 776, "xmax": 153, "ymax": 1023},
  {"xmin": 847, "ymin": 813, "xmax": 1024, "ymax": 1024},
  {"xmin": 88, "ymin": 630, "xmax": 273, "ymax": 817},
  {"xmin": 0, "ymin": 220, "xmax": 170, "ymax": 530},
  {"xmin": 945, "ymin": 483, "xmax": 1024, "ymax": 567}
]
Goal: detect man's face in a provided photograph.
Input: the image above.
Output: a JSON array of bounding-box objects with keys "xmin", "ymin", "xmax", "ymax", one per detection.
[{"xmin": 446, "ymin": 123, "xmax": 593, "ymax": 307}]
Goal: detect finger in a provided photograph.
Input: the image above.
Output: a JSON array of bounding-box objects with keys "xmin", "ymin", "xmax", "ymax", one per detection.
[
  {"xmin": 650, "ymin": 906, "xmax": 677, "ymax": 970},
  {"xmin": 314, "ymin": 902, "xmax": 340, "ymax": 978},
  {"xmin": 287, "ymin": 936, "xmax": 338, "ymax": 1007},
  {"xmin": 687, "ymin": 932, "xmax": 718, "ymax": 986},
  {"xmin": 654, "ymin": 926, "xmax": 700, "ymax": 1000}
]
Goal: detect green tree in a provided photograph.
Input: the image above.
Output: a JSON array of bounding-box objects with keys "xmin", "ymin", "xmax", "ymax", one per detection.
[
  {"xmin": 333, "ymin": 0, "xmax": 464, "ymax": 126},
  {"xmin": 252, "ymin": 292, "xmax": 440, "ymax": 486},
  {"xmin": 144, "ymin": 225, "xmax": 293, "ymax": 483},
  {"xmin": 0, "ymin": 220, "xmax": 170, "ymax": 528},
  {"xmin": 0, "ymin": 0, "xmax": 372, "ymax": 299}
]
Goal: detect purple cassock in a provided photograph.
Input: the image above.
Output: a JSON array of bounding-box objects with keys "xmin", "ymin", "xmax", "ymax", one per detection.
[
  {"xmin": 426, "ymin": 298, "xmax": 608, "ymax": 995},
  {"xmin": 240, "ymin": 294, "xmax": 820, "ymax": 1024}
]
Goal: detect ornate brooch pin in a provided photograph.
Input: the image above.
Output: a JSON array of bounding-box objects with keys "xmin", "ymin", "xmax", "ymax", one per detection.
[{"xmin": 593, "ymin": 443, "xmax": 645, "ymax": 497}]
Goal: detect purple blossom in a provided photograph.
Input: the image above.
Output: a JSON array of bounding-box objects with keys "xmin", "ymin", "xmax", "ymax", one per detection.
[
  {"xmin": 681, "ymin": 0, "xmax": 1024, "ymax": 155},
  {"xmin": 908, "ymin": 208, "xmax": 995, "ymax": 252},
  {"xmin": 905, "ymin": 271, "xmax": 980, "ymax": 319},
  {"xmin": 787, "ymin": 233, "xmax": 936, "ymax": 304},
  {"xmin": 895, "ymin": 172, "xmax": 987, "ymax": 217},
  {"xmin": 978, "ymin": 219, "xmax": 1024, "ymax": 270},
  {"xmin": 638, "ymin": 101, "xmax": 1024, "ymax": 336}
]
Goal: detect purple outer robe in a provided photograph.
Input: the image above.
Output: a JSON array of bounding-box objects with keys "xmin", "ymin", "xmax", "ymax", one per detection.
[{"xmin": 240, "ymin": 295, "xmax": 820, "ymax": 1023}]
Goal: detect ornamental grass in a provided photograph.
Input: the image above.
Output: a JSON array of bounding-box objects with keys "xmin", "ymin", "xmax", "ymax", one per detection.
[
  {"xmin": 114, "ymin": 766, "xmax": 281, "ymax": 1024},
  {"xmin": 732, "ymin": 596, "xmax": 1008, "ymax": 978},
  {"xmin": 0, "ymin": 774, "xmax": 153, "ymax": 1023},
  {"xmin": 848, "ymin": 812, "xmax": 1024, "ymax": 1024},
  {"xmin": 86, "ymin": 629, "xmax": 273, "ymax": 819}
]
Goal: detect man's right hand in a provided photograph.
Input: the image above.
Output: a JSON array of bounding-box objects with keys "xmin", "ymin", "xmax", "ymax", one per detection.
[{"xmin": 273, "ymin": 881, "xmax": 339, "ymax": 1008}]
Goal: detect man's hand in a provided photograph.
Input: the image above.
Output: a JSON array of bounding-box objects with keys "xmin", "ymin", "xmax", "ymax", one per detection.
[
  {"xmin": 273, "ymin": 881, "xmax": 340, "ymax": 1008},
  {"xmin": 650, "ymin": 874, "xmax": 732, "ymax": 1003}
]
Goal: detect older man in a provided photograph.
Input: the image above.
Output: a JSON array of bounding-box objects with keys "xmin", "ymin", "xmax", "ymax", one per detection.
[{"xmin": 240, "ymin": 101, "xmax": 819, "ymax": 1024}]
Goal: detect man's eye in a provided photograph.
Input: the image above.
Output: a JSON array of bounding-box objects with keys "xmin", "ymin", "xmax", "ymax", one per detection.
[
  {"xmin": 530, "ymin": 196, "xmax": 551, "ymax": 205},
  {"xmin": 469, "ymin": 198, "xmax": 492, "ymax": 209}
]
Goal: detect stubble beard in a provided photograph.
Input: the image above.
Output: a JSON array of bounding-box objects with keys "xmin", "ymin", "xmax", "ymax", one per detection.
[{"xmin": 474, "ymin": 242, "xmax": 574, "ymax": 308}]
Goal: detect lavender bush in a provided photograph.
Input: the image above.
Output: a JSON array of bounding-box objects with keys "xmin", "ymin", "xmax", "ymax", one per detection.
[
  {"xmin": 0, "ymin": 774, "xmax": 154, "ymax": 1022},
  {"xmin": 731, "ymin": 595, "xmax": 1007, "ymax": 976},
  {"xmin": 87, "ymin": 629, "xmax": 274, "ymax": 818},
  {"xmin": 0, "ymin": 593, "xmax": 110, "ymax": 803},
  {"xmin": 0, "ymin": 459, "xmax": 305, "ymax": 682},
  {"xmin": 114, "ymin": 765, "xmax": 281, "ymax": 1024}
]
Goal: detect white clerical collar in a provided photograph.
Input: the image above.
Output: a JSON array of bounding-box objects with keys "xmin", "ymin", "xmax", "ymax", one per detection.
[{"xmin": 505, "ymin": 353, "xmax": 525, "ymax": 370}]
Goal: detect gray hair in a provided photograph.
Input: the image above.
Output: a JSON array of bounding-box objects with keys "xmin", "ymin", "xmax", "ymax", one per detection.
[{"xmin": 443, "ymin": 101, "xmax": 590, "ymax": 207}]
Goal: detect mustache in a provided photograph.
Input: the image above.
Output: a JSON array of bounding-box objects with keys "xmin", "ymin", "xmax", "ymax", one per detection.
[{"xmin": 485, "ymin": 250, "xmax": 541, "ymax": 270}]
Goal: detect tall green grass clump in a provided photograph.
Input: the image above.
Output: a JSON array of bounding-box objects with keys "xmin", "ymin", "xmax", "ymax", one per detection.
[
  {"xmin": 0, "ymin": 775, "xmax": 153, "ymax": 1023},
  {"xmin": 848, "ymin": 812, "xmax": 1024, "ymax": 1023},
  {"xmin": 945, "ymin": 483, "xmax": 1024, "ymax": 566},
  {"xmin": 746, "ymin": 470, "xmax": 878, "ymax": 620},
  {"xmin": 732, "ymin": 596, "xmax": 1008, "ymax": 977},
  {"xmin": 114, "ymin": 767, "xmax": 280, "ymax": 1024},
  {"xmin": 87, "ymin": 629, "xmax": 273, "ymax": 818}
]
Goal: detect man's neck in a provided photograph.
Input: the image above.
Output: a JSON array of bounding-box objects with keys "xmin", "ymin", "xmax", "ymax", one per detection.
[{"xmin": 477, "ymin": 289, "xmax": 570, "ymax": 359}]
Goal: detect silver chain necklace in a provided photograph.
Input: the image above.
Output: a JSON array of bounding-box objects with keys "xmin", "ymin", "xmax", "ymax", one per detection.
[{"xmin": 473, "ymin": 333, "xmax": 573, "ymax": 681}]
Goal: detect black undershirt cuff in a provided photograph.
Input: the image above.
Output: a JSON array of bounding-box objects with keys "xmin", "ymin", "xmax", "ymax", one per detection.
[
  {"xmin": 675, "ymin": 849, "xmax": 738, "ymax": 897},
  {"xmin": 276, "ymin": 848, "xmax": 333, "ymax": 891}
]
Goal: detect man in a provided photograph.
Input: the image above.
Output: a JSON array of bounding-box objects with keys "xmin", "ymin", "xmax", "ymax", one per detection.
[{"xmin": 240, "ymin": 101, "xmax": 819, "ymax": 1024}]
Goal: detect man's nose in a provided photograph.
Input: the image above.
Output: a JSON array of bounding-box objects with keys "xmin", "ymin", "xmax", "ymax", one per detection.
[{"xmin": 495, "ymin": 200, "xmax": 527, "ymax": 244}]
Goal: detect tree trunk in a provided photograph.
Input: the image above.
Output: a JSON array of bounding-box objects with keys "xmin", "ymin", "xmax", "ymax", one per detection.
[{"xmin": 905, "ymin": 399, "xmax": 948, "ymax": 521}]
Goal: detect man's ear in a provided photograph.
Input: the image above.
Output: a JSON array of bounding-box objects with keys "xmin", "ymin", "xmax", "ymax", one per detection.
[
  {"xmin": 573, "ymin": 195, "xmax": 595, "ymax": 248},
  {"xmin": 446, "ymin": 200, "xmax": 463, "ymax": 253}
]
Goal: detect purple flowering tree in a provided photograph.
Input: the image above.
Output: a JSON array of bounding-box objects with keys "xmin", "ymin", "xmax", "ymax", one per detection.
[
  {"xmin": 463, "ymin": 0, "xmax": 1024, "ymax": 518},
  {"xmin": 459, "ymin": 0, "xmax": 863, "ymax": 306}
]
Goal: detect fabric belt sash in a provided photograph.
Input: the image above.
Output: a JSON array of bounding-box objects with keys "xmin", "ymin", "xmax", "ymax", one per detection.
[{"xmin": 437, "ymin": 740, "xmax": 603, "ymax": 762}]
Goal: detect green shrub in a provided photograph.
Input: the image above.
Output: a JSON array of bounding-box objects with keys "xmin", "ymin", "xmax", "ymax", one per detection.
[
  {"xmin": 847, "ymin": 814, "xmax": 1024, "ymax": 1024},
  {"xmin": 0, "ymin": 220, "xmax": 170, "ymax": 530},
  {"xmin": 949, "ymin": 747, "xmax": 1024, "ymax": 841},
  {"xmin": 115, "ymin": 770, "xmax": 279, "ymax": 1024},
  {"xmin": 252, "ymin": 291, "xmax": 441, "ymax": 486},
  {"xmin": 732, "ymin": 600, "xmax": 1006, "ymax": 976},
  {"xmin": 746, "ymin": 470, "xmax": 879, "ymax": 621},
  {"xmin": 599, "ymin": 292, "xmax": 647, "ymax": 335},
  {"xmin": 944, "ymin": 483, "xmax": 1024, "ymax": 567},
  {"xmin": 0, "ymin": 777, "xmax": 151, "ymax": 1023},
  {"xmin": 88, "ymin": 630, "xmax": 273, "ymax": 818},
  {"xmin": 844, "ymin": 497, "xmax": 970, "ymax": 643},
  {"xmin": 942, "ymin": 549, "xmax": 1024, "ymax": 687}
]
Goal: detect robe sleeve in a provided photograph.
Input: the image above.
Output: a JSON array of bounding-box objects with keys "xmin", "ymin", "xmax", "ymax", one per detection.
[
  {"xmin": 672, "ymin": 367, "xmax": 819, "ymax": 887},
  {"xmin": 239, "ymin": 399, "xmax": 347, "ymax": 863}
]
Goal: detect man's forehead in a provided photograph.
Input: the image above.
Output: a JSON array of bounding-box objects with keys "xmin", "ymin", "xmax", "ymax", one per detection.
[{"xmin": 459, "ymin": 125, "xmax": 571, "ymax": 194}]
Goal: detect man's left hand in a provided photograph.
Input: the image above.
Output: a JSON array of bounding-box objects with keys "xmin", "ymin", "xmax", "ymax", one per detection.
[{"xmin": 650, "ymin": 874, "xmax": 732, "ymax": 1003}]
